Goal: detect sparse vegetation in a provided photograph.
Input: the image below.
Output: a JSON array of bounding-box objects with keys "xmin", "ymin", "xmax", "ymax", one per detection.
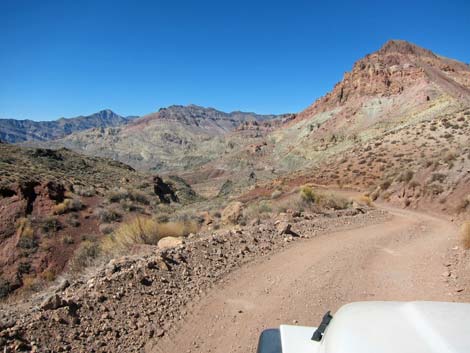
[
  {"xmin": 53, "ymin": 198, "xmax": 83, "ymax": 215},
  {"xmin": 70, "ymin": 239, "xmax": 101, "ymax": 271},
  {"xmin": 358, "ymin": 195, "xmax": 373, "ymax": 207},
  {"xmin": 300, "ymin": 185, "xmax": 316, "ymax": 202},
  {"xmin": 95, "ymin": 208, "xmax": 122, "ymax": 223},
  {"xmin": 108, "ymin": 188, "xmax": 150, "ymax": 205},
  {"xmin": 16, "ymin": 218, "xmax": 36, "ymax": 249}
]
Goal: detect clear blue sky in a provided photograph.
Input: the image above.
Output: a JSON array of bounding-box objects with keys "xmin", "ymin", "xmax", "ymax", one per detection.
[{"xmin": 1, "ymin": 0, "xmax": 469, "ymax": 120}]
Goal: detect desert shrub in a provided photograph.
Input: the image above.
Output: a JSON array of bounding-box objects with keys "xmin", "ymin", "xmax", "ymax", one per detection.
[
  {"xmin": 66, "ymin": 214, "xmax": 80, "ymax": 227},
  {"xmin": 128, "ymin": 190, "xmax": 150, "ymax": 205},
  {"xmin": 409, "ymin": 180, "xmax": 421, "ymax": 189},
  {"xmin": 426, "ymin": 183, "xmax": 444, "ymax": 195},
  {"xmin": 300, "ymin": 185, "xmax": 316, "ymax": 202},
  {"xmin": 272, "ymin": 194, "xmax": 302, "ymax": 214},
  {"xmin": 40, "ymin": 216, "xmax": 61, "ymax": 234},
  {"xmin": 95, "ymin": 208, "xmax": 122, "ymax": 223},
  {"xmin": 73, "ymin": 185, "xmax": 96, "ymax": 197},
  {"xmin": 21, "ymin": 275, "xmax": 39, "ymax": 292},
  {"xmin": 16, "ymin": 218, "xmax": 36, "ymax": 249},
  {"xmin": 430, "ymin": 173, "xmax": 447, "ymax": 183},
  {"xmin": 62, "ymin": 234, "xmax": 74, "ymax": 244},
  {"xmin": 41, "ymin": 269, "xmax": 56, "ymax": 282},
  {"xmin": 70, "ymin": 240, "xmax": 101, "ymax": 271},
  {"xmin": 99, "ymin": 223, "xmax": 114, "ymax": 234},
  {"xmin": 108, "ymin": 189, "xmax": 149, "ymax": 205},
  {"xmin": 108, "ymin": 190, "xmax": 129, "ymax": 203},
  {"xmin": 155, "ymin": 214, "xmax": 170, "ymax": 223},
  {"xmin": 244, "ymin": 201, "xmax": 274, "ymax": 219},
  {"xmin": 0, "ymin": 279, "xmax": 11, "ymax": 299},
  {"xmin": 258, "ymin": 201, "xmax": 273, "ymax": 213},
  {"xmin": 317, "ymin": 193, "xmax": 351, "ymax": 210},
  {"xmin": 461, "ymin": 221, "xmax": 470, "ymax": 250},
  {"xmin": 53, "ymin": 198, "xmax": 83, "ymax": 215},
  {"xmin": 120, "ymin": 201, "xmax": 143, "ymax": 213},
  {"xmin": 398, "ymin": 170, "xmax": 414, "ymax": 183},
  {"xmin": 17, "ymin": 262, "xmax": 31, "ymax": 274},
  {"xmin": 380, "ymin": 180, "xmax": 392, "ymax": 190}
]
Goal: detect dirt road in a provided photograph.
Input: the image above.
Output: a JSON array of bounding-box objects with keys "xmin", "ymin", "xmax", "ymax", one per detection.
[{"xmin": 152, "ymin": 205, "xmax": 464, "ymax": 353}]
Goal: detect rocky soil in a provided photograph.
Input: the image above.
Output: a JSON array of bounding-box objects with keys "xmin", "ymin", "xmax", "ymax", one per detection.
[{"xmin": 0, "ymin": 207, "xmax": 388, "ymax": 352}]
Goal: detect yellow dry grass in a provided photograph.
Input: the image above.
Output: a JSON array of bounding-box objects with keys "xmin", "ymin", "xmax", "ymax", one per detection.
[
  {"xmin": 357, "ymin": 195, "xmax": 373, "ymax": 207},
  {"xmin": 101, "ymin": 217, "xmax": 198, "ymax": 254}
]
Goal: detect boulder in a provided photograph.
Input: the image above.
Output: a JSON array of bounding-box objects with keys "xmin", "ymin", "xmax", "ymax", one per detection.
[
  {"xmin": 157, "ymin": 237, "xmax": 183, "ymax": 249},
  {"xmin": 40, "ymin": 294, "xmax": 65, "ymax": 310},
  {"xmin": 276, "ymin": 221, "xmax": 292, "ymax": 235},
  {"xmin": 221, "ymin": 202, "xmax": 244, "ymax": 225},
  {"xmin": 275, "ymin": 221, "xmax": 300, "ymax": 237}
]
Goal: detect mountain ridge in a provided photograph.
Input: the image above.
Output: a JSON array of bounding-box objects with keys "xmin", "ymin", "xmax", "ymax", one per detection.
[{"xmin": 0, "ymin": 109, "xmax": 136, "ymax": 143}]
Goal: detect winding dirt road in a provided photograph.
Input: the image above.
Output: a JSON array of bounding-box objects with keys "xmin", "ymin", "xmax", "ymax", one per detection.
[{"xmin": 153, "ymin": 206, "xmax": 462, "ymax": 353}]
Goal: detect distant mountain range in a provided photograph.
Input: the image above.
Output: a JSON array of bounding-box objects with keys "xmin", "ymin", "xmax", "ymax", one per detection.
[
  {"xmin": 0, "ymin": 109, "xmax": 137, "ymax": 143},
  {"xmin": 21, "ymin": 105, "xmax": 291, "ymax": 172}
]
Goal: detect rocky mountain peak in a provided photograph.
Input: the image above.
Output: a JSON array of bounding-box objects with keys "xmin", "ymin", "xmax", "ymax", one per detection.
[
  {"xmin": 296, "ymin": 40, "xmax": 470, "ymax": 121},
  {"xmin": 378, "ymin": 39, "xmax": 436, "ymax": 58}
]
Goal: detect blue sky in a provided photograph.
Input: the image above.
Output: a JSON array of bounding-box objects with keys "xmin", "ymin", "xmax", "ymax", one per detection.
[{"xmin": 1, "ymin": 0, "xmax": 469, "ymax": 120}]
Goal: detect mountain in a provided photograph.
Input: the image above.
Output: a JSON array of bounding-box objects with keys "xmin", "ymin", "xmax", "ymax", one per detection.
[
  {"xmin": 267, "ymin": 40, "xmax": 470, "ymax": 170},
  {"xmin": 243, "ymin": 40, "xmax": 470, "ymax": 215},
  {"xmin": 30, "ymin": 105, "xmax": 291, "ymax": 172},
  {"xmin": 0, "ymin": 109, "xmax": 136, "ymax": 143}
]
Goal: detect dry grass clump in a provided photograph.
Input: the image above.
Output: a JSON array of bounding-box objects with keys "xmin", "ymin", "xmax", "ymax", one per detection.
[
  {"xmin": 101, "ymin": 217, "xmax": 198, "ymax": 255},
  {"xmin": 103, "ymin": 217, "xmax": 163, "ymax": 250},
  {"xmin": 53, "ymin": 198, "xmax": 83, "ymax": 215},
  {"xmin": 95, "ymin": 208, "xmax": 122, "ymax": 223},
  {"xmin": 380, "ymin": 180, "xmax": 392, "ymax": 190},
  {"xmin": 40, "ymin": 216, "xmax": 61, "ymax": 235},
  {"xmin": 461, "ymin": 221, "xmax": 470, "ymax": 250},
  {"xmin": 397, "ymin": 170, "xmax": 414, "ymax": 183},
  {"xmin": 108, "ymin": 188, "xmax": 150, "ymax": 205},
  {"xmin": 318, "ymin": 193, "xmax": 351, "ymax": 210},
  {"xmin": 300, "ymin": 185, "xmax": 316, "ymax": 202},
  {"xmin": 70, "ymin": 239, "xmax": 101, "ymax": 271},
  {"xmin": 243, "ymin": 201, "xmax": 273, "ymax": 220},
  {"xmin": 73, "ymin": 185, "xmax": 96, "ymax": 197},
  {"xmin": 298, "ymin": 186, "xmax": 351, "ymax": 211},
  {"xmin": 358, "ymin": 195, "xmax": 373, "ymax": 207},
  {"xmin": 16, "ymin": 218, "xmax": 36, "ymax": 249}
]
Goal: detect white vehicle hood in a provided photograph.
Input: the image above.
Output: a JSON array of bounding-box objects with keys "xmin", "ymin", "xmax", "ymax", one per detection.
[{"xmin": 280, "ymin": 301, "xmax": 470, "ymax": 353}]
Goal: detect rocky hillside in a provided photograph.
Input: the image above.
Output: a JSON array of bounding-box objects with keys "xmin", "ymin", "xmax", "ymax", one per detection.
[
  {"xmin": 0, "ymin": 109, "xmax": 136, "ymax": 143},
  {"xmin": 235, "ymin": 40, "xmax": 470, "ymax": 216},
  {"xmin": 33, "ymin": 105, "xmax": 291, "ymax": 172},
  {"xmin": 267, "ymin": 40, "xmax": 470, "ymax": 170},
  {"xmin": 0, "ymin": 143, "xmax": 199, "ymax": 298}
]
